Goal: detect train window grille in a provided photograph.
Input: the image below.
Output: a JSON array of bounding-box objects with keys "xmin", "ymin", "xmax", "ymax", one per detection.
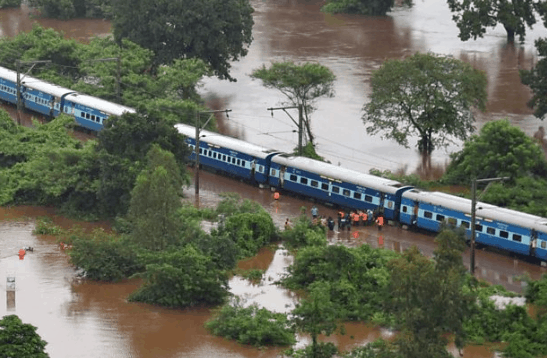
[
  {"xmin": 500, "ymin": 231, "xmax": 509, "ymax": 239},
  {"xmin": 486, "ymin": 227, "xmax": 496, "ymax": 235},
  {"xmin": 290, "ymin": 174, "xmax": 297, "ymax": 182},
  {"xmin": 223, "ymin": 155, "xmax": 227, "ymax": 161},
  {"xmin": 512, "ymin": 234, "xmax": 522, "ymax": 242},
  {"xmin": 237, "ymin": 159, "xmax": 241, "ymax": 165},
  {"xmin": 259, "ymin": 165, "xmax": 264, "ymax": 173},
  {"xmin": 332, "ymin": 186, "xmax": 340, "ymax": 194},
  {"xmin": 365, "ymin": 195, "xmax": 373, "ymax": 203},
  {"xmin": 199, "ymin": 148, "xmax": 203, "ymax": 154},
  {"xmin": 213, "ymin": 153, "xmax": 217, "ymax": 159},
  {"xmin": 436, "ymin": 214, "xmax": 445, "ymax": 222},
  {"xmin": 311, "ymin": 180, "xmax": 318, "ymax": 188},
  {"xmin": 461, "ymin": 221, "xmax": 470, "ymax": 229},
  {"xmin": 241, "ymin": 160, "xmax": 246, "ymax": 167},
  {"xmin": 354, "ymin": 192, "xmax": 361, "ymax": 200},
  {"xmin": 475, "ymin": 224, "xmax": 483, "ymax": 232},
  {"xmin": 424, "ymin": 211, "xmax": 433, "ymax": 219},
  {"xmin": 542, "ymin": 241, "xmax": 546, "ymax": 249},
  {"xmin": 402, "ymin": 206, "xmax": 407, "ymax": 213},
  {"xmin": 271, "ymin": 169, "xmax": 277, "ymax": 176},
  {"xmin": 300, "ymin": 177, "xmax": 308, "ymax": 185},
  {"xmin": 342, "ymin": 189, "xmax": 350, "ymax": 196},
  {"xmin": 321, "ymin": 183, "xmax": 329, "ymax": 191}
]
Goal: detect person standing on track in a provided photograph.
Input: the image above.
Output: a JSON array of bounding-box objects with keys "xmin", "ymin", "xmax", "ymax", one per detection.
[{"xmin": 376, "ymin": 215, "xmax": 384, "ymax": 231}]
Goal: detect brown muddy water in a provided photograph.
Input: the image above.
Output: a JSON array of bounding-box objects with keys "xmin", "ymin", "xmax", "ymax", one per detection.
[{"xmin": 2, "ymin": 1, "xmax": 547, "ymax": 357}]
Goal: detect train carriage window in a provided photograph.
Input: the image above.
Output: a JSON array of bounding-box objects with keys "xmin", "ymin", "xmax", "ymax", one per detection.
[
  {"xmin": 241, "ymin": 160, "xmax": 246, "ymax": 167},
  {"xmin": 447, "ymin": 218, "xmax": 457, "ymax": 226},
  {"xmin": 290, "ymin": 174, "xmax": 297, "ymax": 182},
  {"xmin": 91, "ymin": 115, "xmax": 96, "ymax": 121},
  {"xmin": 81, "ymin": 112, "xmax": 85, "ymax": 117},
  {"xmin": 402, "ymin": 206, "xmax": 407, "ymax": 213},
  {"xmin": 332, "ymin": 186, "xmax": 340, "ymax": 194},
  {"xmin": 354, "ymin": 192, "xmax": 361, "ymax": 200},
  {"xmin": 271, "ymin": 169, "xmax": 277, "ymax": 176},
  {"xmin": 512, "ymin": 234, "xmax": 522, "ymax": 242},
  {"xmin": 213, "ymin": 153, "xmax": 217, "ymax": 159},
  {"xmin": 259, "ymin": 165, "xmax": 263, "ymax": 173},
  {"xmin": 542, "ymin": 241, "xmax": 546, "ymax": 249},
  {"xmin": 475, "ymin": 224, "xmax": 483, "ymax": 232},
  {"xmin": 237, "ymin": 159, "xmax": 241, "ymax": 165},
  {"xmin": 223, "ymin": 155, "xmax": 227, "ymax": 161},
  {"xmin": 436, "ymin": 214, "xmax": 445, "ymax": 222},
  {"xmin": 500, "ymin": 231, "xmax": 509, "ymax": 239},
  {"xmin": 311, "ymin": 180, "xmax": 318, "ymax": 188},
  {"xmin": 300, "ymin": 177, "xmax": 308, "ymax": 185},
  {"xmin": 343, "ymin": 189, "xmax": 350, "ymax": 196},
  {"xmin": 365, "ymin": 195, "xmax": 373, "ymax": 203},
  {"xmin": 86, "ymin": 113, "xmax": 90, "ymax": 119},
  {"xmin": 461, "ymin": 221, "xmax": 470, "ymax": 229},
  {"xmin": 424, "ymin": 211, "xmax": 433, "ymax": 219},
  {"xmin": 486, "ymin": 227, "xmax": 496, "ymax": 235},
  {"xmin": 321, "ymin": 183, "xmax": 329, "ymax": 191}
]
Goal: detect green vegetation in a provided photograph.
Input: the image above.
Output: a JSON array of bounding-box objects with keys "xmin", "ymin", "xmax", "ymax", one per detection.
[
  {"xmin": 321, "ymin": 0, "xmax": 410, "ymax": 16},
  {"xmin": 237, "ymin": 268, "xmax": 265, "ymax": 284},
  {"xmin": 521, "ymin": 37, "xmax": 547, "ymax": 119},
  {"xmin": 362, "ymin": 52, "xmax": 488, "ymax": 154},
  {"xmin": 205, "ymin": 298, "xmax": 296, "ymax": 347},
  {"xmin": 0, "ymin": 315, "xmax": 49, "ymax": 358},
  {"xmin": 251, "ymin": 61, "xmax": 336, "ymax": 155},
  {"xmin": 447, "ymin": 0, "xmax": 538, "ymax": 42},
  {"xmin": 0, "ymin": 0, "xmax": 21, "ymax": 8},
  {"xmin": 27, "ymin": 0, "xmax": 108, "ymax": 19}
]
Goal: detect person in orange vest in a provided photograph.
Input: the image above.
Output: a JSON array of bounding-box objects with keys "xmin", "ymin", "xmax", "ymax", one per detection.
[
  {"xmin": 352, "ymin": 211, "xmax": 360, "ymax": 227},
  {"xmin": 376, "ymin": 215, "xmax": 384, "ymax": 231},
  {"xmin": 359, "ymin": 210, "xmax": 367, "ymax": 226},
  {"xmin": 338, "ymin": 210, "xmax": 345, "ymax": 230},
  {"xmin": 274, "ymin": 192, "xmax": 280, "ymax": 200}
]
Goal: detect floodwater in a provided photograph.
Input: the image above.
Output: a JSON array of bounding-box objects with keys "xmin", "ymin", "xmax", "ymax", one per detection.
[{"xmin": 2, "ymin": 1, "xmax": 547, "ymax": 357}]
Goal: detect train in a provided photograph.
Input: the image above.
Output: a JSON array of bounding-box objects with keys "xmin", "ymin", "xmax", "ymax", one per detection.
[{"xmin": 2, "ymin": 64, "xmax": 547, "ymax": 263}]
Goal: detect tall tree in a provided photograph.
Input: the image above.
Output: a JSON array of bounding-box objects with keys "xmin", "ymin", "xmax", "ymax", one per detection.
[
  {"xmin": 110, "ymin": 0, "xmax": 254, "ymax": 81},
  {"xmin": 362, "ymin": 52, "xmax": 487, "ymax": 154},
  {"xmin": 520, "ymin": 37, "xmax": 547, "ymax": 119},
  {"xmin": 446, "ymin": 0, "xmax": 538, "ymax": 43},
  {"xmin": 443, "ymin": 119, "xmax": 547, "ymax": 185},
  {"xmin": 251, "ymin": 61, "xmax": 336, "ymax": 153},
  {"xmin": 0, "ymin": 315, "xmax": 49, "ymax": 358},
  {"xmin": 127, "ymin": 145, "xmax": 184, "ymax": 251}
]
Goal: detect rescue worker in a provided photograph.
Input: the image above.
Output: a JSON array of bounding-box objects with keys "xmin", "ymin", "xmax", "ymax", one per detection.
[
  {"xmin": 352, "ymin": 211, "xmax": 360, "ymax": 227},
  {"xmin": 359, "ymin": 210, "xmax": 367, "ymax": 226},
  {"xmin": 367, "ymin": 209, "xmax": 374, "ymax": 225},
  {"xmin": 376, "ymin": 215, "xmax": 384, "ymax": 231},
  {"xmin": 338, "ymin": 210, "xmax": 345, "ymax": 230},
  {"xmin": 345, "ymin": 212, "xmax": 352, "ymax": 231}
]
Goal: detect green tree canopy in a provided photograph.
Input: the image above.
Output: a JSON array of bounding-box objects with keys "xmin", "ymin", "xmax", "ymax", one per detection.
[
  {"xmin": 127, "ymin": 145, "xmax": 184, "ymax": 251},
  {"xmin": 447, "ymin": 0, "xmax": 538, "ymax": 42},
  {"xmin": 0, "ymin": 0, "xmax": 21, "ymax": 9},
  {"xmin": 0, "ymin": 315, "xmax": 49, "ymax": 358},
  {"xmin": 251, "ymin": 61, "xmax": 336, "ymax": 153},
  {"xmin": 362, "ymin": 52, "xmax": 487, "ymax": 154},
  {"xmin": 443, "ymin": 119, "xmax": 547, "ymax": 185},
  {"xmin": 27, "ymin": 0, "xmax": 108, "ymax": 19},
  {"xmin": 321, "ymin": 0, "xmax": 410, "ymax": 16},
  {"xmin": 520, "ymin": 38, "xmax": 547, "ymax": 119},
  {"xmin": 110, "ymin": 0, "xmax": 254, "ymax": 81}
]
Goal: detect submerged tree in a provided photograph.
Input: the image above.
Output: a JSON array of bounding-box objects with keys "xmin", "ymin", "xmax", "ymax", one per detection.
[
  {"xmin": 362, "ymin": 52, "xmax": 487, "ymax": 154},
  {"xmin": 321, "ymin": 0, "xmax": 411, "ymax": 16},
  {"xmin": 110, "ymin": 0, "xmax": 254, "ymax": 80},
  {"xmin": 251, "ymin": 61, "xmax": 335, "ymax": 154},
  {"xmin": 446, "ymin": 0, "xmax": 538, "ymax": 43},
  {"xmin": 520, "ymin": 38, "xmax": 547, "ymax": 119}
]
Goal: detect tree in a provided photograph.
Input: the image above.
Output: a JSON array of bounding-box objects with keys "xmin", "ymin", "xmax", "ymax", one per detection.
[
  {"xmin": 321, "ymin": 0, "xmax": 410, "ymax": 16},
  {"xmin": 446, "ymin": 0, "xmax": 538, "ymax": 43},
  {"xmin": 110, "ymin": 0, "xmax": 254, "ymax": 81},
  {"xmin": 0, "ymin": 0, "xmax": 21, "ymax": 8},
  {"xmin": 27, "ymin": 0, "xmax": 107, "ymax": 18},
  {"xmin": 127, "ymin": 145, "xmax": 184, "ymax": 251},
  {"xmin": 362, "ymin": 52, "xmax": 487, "ymax": 154},
  {"xmin": 128, "ymin": 245, "xmax": 229, "ymax": 308},
  {"xmin": 386, "ymin": 245, "xmax": 474, "ymax": 358},
  {"xmin": 0, "ymin": 315, "xmax": 49, "ymax": 358},
  {"xmin": 520, "ymin": 38, "xmax": 547, "ymax": 119},
  {"xmin": 251, "ymin": 61, "xmax": 336, "ymax": 153},
  {"xmin": 443, "ymin": 119, "xmax": 547, "ymax": 185}
]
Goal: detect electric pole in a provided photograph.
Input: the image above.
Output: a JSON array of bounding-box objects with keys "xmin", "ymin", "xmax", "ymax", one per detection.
[
  {"xmin": 267, "ymin": 105, "xmax": 303, "ymax": 155},
  {"xmin": 16, "ymin": 60, "xmax": 52, "ymax": 125}
]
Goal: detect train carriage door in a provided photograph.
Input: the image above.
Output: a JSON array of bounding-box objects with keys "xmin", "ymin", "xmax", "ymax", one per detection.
[
  {"xmin": 412, "ymin": 203, "xmax": 419, "ymax": 225},
  {"xmin": 530, "ymin": 230, "xmax": 538, "ymax": 257},
  {"xmin": 379, "ymin": 193, "xmax": 385, "ymax": 215},
  {"xmin": 279, "ymin": 166, "xmax": 286, "ymax": 188}
]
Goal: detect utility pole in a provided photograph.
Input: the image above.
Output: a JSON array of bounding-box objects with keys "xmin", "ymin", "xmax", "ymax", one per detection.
[
  {"xmin": 470, "ymin": 176, "xmax": 509, "ymax": 274},
  {"xmin": 195, "ymin": 109, "xmax": 231, "ymax": 203},
  {"xmin": 267, "ymin": 105, "xmax": 303, "ymax": 155},
  {"xmin": 16, "ymin": 60, "xmax": 52, "ymax": 125}
]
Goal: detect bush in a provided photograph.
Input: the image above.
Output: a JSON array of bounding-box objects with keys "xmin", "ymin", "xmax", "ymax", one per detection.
[
  {"xmin": 33, "ymin": 217, "xmax": 64, "ymax": 235},
  {"xmin": 219, "ymin": 212, "xmax": 278, "ymax": 258},
  {"xmin": 280, "ymin": 214, "xmax": 326, "ymax": 249},
  {"xmin": 205, "ymin": 299, "xmax": 296, "ymax": 347}
]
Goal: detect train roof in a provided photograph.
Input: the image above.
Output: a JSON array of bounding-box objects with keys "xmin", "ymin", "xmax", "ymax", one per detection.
[
  {"xmin": 0, "ymin": 66, "xmax": 74, "ymax": 98},
  {"xmin": 402, "ymin": 190, "xmax": 496, "ymax": 214},
  {"xmin": 175, "ymin": 123, "xmax": 280, "ymax": 159},
  {"xmin": 271, "ymin": 154, "xmax": 407, "ymax": 194},
  {"xmin": 65, "ymin": 92, "xmax": 136, "ymax": 116},
  {"xmin": 479, "ymin": 206, "xmax": 547, "ymax": 234}
]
